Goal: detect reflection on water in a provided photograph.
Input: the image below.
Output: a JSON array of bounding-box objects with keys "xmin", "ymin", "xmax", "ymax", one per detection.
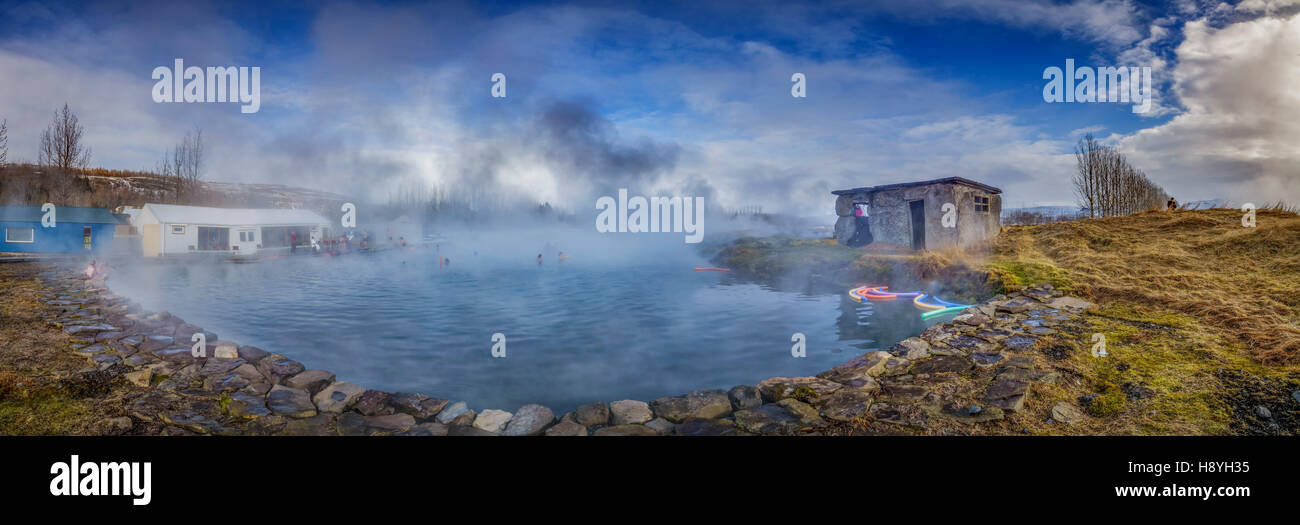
[{"xmin": 110, "ymin": 249, "xmax": 939, "ymax": 413}]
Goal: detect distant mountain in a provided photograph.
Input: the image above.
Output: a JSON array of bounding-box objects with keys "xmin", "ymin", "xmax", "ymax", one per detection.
[{"xmin": 1001, "ymin": 205, "xmax": 1084, "ymax": 218}]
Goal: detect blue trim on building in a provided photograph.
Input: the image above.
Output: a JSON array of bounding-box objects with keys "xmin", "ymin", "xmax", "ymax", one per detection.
[{"xmin": 0, "ymin": 221, "xmax": 115, "ymax": 253}]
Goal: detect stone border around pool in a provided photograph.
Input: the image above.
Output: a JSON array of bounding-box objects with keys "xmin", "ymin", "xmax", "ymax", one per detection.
[{"xmin": 37, "ymin": 266, "xmax": 1097, "ymax": 436}]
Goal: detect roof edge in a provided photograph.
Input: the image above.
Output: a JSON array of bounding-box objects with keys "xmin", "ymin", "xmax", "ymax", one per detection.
[{"xmin": 832, "ymin": 176, "xmax": 1002, "ymax": 196}]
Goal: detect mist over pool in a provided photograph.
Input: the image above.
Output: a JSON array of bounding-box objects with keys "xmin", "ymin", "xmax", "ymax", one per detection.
[{"xmin": 106, "ymin": 229, "xmax": 935, "ymax": 413}]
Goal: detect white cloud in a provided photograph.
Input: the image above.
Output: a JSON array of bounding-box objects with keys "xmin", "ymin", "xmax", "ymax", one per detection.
[{"xmin": 1119, "ymin": 12, "xmax": 1300, "ymax": 203}]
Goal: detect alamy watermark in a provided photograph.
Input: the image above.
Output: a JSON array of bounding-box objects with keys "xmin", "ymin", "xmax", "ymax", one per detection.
[
  {"xmin": 1043, "ymin": 59, "xmax": 1152, "ymax": 114},
  {"xmin": 152, "ymin": 59, "xmax": 261, "ymax": 113},
  {"xmin": 596, "ymin": 189, "xmax": 705, "ymax": 243}
]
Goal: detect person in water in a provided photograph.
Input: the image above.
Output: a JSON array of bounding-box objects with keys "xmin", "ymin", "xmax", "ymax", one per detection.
[
  {"xmin": 537, "ymin": 254, "xmax": 543, "ymax": 264},
  {"xmin": 558, "ymin": 251, "xmax": 570, "ymax": 261}
]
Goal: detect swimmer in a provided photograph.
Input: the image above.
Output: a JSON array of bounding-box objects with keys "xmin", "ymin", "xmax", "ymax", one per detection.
[
  {"xmin": 537, "ymin": 254, "xmax": 543, "ymax": 264},
  {"xmin": 558, "ymin": 251, "xmax": 570, "ymax": 261}
]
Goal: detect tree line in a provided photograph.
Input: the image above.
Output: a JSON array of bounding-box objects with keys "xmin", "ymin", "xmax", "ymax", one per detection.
[
  {"xmin": 1072, "ymin": 134, "xmax": 1168, "ymax": 218},
  {"xmin": 0, "ymin": 104, "xmax": 206, "ymax": 207}
]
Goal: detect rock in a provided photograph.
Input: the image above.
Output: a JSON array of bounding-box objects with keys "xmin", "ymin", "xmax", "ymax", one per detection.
[
  {"xmin": 91, "ymin": 353, "xmax": 123, "ymax": 365},
  {"xmin": 727, "ymin": 385, "xmax": 763, "ymax": 411},
  {"xmin": 278, "ymin": 414, "xmax": 337, "ymax": 436},
  {"xmin": 544, "ymin": 420, "xmax": 589, "ymax": 436},
  {"xmin": 212, "ymin": 341, "xmax": 239, "ymax": 359},
  {"xmin": 267, "ymin": 385, "xmax": 317, "ymax": 418},
  {"xmin": 435, "ymin": 401, "xmax": 471, "ymax": 424},
  {"xmin": 449, "ymin": 424, "xmax": 497, "ymax": 436},
  {"xmin": 390, "ymin": 392, "xmax": 449, "ymax": 419},
  {"xmin": 938, "ymin": 402, "xmax": 1005, "ymax": 424},
  {"xmin": 1051, "ymin": 402, "xmax": 1087, "ymax": 424},
  {"xmin": 159, "ymin": 409, "xmax": 227, "ymax": 434},
  {"xmin": 758, "ymin": 376, "xmax": 843, "ymax": 404},
  {"xmin": 237, "ymin": 345, "xmax": 270, "ymax": 362},
  {"xmin": 203, "ymin": 371, "xmax": 251, "ymax": 392},
  {"xmin": 1047, "ymin": 296, "xmax": 1097, "ymax": 311},
  {"xmin": 101, "ymin": 416, "xmax": 133, "ymax": 434},
  {"xmin": 957, "ymin": 313, "xmax": 990, "ymax": 326},
  {"xmin": 352, "ymin": 390, "xmax": 393, "ymax": 416},
  {"xmin": 819, "ymin": 389, "xmax": 876, "ymax": 422},
  {"xmin": 257, "ymin": 354, "xmax": 305, "ymax": 380},
  {"xmin": 400, "ymin": 422, "xmax": 450, "ymax": 436},
  {"xmin": 1293, "ymin": 391, "xmax": 1300, "ymax": 405},
  {"xmin": 339, "ymin": 413, "xmax": 417, "ymax": 436},
  {"xmin": 996, "ymin": 297, "xmax": 1037, "ymax": 313},
  {"xmin": 593, "ymin": 424, "xmax": 658, "ymax": 436},
  {"xmin": 284, "ymin": 370, "xmax": 336, "ymax": 394},
  {"xmin": 197, "ymin": 357, "xmax": 245, "ymax": 377},
  {"xmin": 643, "ymin": 417, "xmax": 674, "ymax": 435},
  {"xmin": 574, "ymin": 402, "xmax": 611, "ymax": 426},
  {"xmin": 137, "ymin": 335, "xmax": 175, "ymax": 353},
  {"xmin": 984, "ymin": 379, "xmax": 1031, "ymax": 412},
  {"xmin": 226, "ymin": 391, "xmax": 271, "ymax": 418},
  {"xmin": 877, "ymin": 384, "xmax": 930, "ymax": 404},
  {"xmin": 504, "ymin": 404, "xmax": 555, "ymax": 436},
  {"xmin": 124, "ymin": 369, "xmax": 152, "ymax": 387},
  {"xmin": 938, "ymin": 335, "xmax": 997, "ymax": 354},
  {"xmin": 674, "ymin": 417, "xmax": 742, "ymax": 436},
  {"xmin": 892, "ymin": 338, "xmax": 931, "ymax": 360},
  {"xmin": 1255, "ymin": 406, "xmax": 1272, "ymax": 419},
  {"xmin": 609, "ymin": 400, "xmax": 653, "ymax": 425},
  {"xmin": 473, "ymin": 409, "xmax": 513, "ymax": 432},
  {"xmin": 126, "ymin": 390, "xmax": 183, "ymax": 421},
  {"xmin": 733, "ymin": 400, "xmax": 825, "ymax": 434},
  {"xmin": 313, "ymin": 381, "xmax": 366, "ymax": 413},
  {"xmin": 649, "ymin": 389, "xmax": 732, "ymax": 422},
  {"xmin": 910, "ymin": 355, "xmax": 973, "ymax": 375},
  {"xmin": 817, "ymin": 351, "xmax": 890, "ymax": 383},
  {"xmin": 970, "ymin": 353, "xmax": 1004, "ymax": 367}
]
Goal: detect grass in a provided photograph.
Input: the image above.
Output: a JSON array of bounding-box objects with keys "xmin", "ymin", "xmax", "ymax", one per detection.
[
  {"xmin": 992, "ymin": 208, "xmax": 1300, "ymax": 364},
  {"xmin": 0, "ymin": 264, "xmax": 127, "ymax": 435}
]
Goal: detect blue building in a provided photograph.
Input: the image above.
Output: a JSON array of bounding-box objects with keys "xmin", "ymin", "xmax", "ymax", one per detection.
[{"xmin": 0, "ymin": 205, "xmax": 120, "ymax": 254}]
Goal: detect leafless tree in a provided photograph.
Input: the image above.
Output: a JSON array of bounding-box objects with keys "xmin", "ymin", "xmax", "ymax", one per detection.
[
  {"xmin": 166, "ymin": 127, "xmax": 204, "ymax": 200},
  {"xmin": 0, "ymin": 118, "xmax": 9, "ymax": 170},
  {"xmin": 1072, "ymin": 133, "xmax": 1167, "ymax": 218},
  {"xmin": 38, "ymin": 104, "xmax": 93, "ymax": 204}
]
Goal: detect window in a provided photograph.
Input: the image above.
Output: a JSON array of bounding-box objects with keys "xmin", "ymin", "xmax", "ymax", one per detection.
[
  {"xmin": 974, "ymin": 195, "xmax": 990, "ymax": 213},
  {"xmin": 171, "ymin": 225, "xmax": 186, "ymax": 234},
  {"xmin": 238, "ymin": 231, "xmax": 255, "ymax": 242},
  {"xmin": 5, "ymin": 227, "xmax": 34, "ymax": 243}
]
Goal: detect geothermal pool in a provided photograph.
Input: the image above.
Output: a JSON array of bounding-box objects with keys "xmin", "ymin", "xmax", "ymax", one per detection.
[{"xmin": 109, "ymin": 237, "xmax": 938, "ymax": 413}]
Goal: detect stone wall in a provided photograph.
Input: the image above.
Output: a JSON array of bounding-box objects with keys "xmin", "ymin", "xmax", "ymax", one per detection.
[{"xmin": 36, "ymin": 265, "xmax": 1096, "ymax": 436}]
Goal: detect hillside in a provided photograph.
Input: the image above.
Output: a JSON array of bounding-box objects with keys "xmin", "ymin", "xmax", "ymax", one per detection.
[
  {"xmin": 991, "ymin": 208, "xmax": 1300, "ymax": 364},
  {"xmin": 0, "ymin": 164, "xmax": 348, "ymax": 212}
]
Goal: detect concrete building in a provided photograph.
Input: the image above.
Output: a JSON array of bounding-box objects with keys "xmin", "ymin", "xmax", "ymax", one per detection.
[
  {"xmin": 0, "ymin": 205, "xmax": 121, "ymax": 254},
  {"xmin": 133, "ymin": 203, "xmax": 332, "ymax": 257},
  {"xmin": 832, "ymin": 177, "xmax": 1002, "ymax": 250}
]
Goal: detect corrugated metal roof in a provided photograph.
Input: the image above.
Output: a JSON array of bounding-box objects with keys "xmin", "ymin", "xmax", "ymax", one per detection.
[
  {"xmin": 141, "ymin": 203, "xmax": 331, "ymax": 226},
  {"xmin": 0, "ymin": 205, "xmax": 121, "ymax": 224},
  {"xmin": 832, "ymin": 176, "xmax": 1002, "ymax": 196}
]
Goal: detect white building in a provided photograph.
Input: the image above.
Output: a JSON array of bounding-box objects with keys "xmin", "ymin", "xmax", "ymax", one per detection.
[{"xmin": 134, "ymin": 203, "xmax": 332, "ymax": 258}]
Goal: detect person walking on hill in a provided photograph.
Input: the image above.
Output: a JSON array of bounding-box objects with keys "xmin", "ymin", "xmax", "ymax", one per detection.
[{"xmin": 1167, "ymin": 197, "xmax": 1178, "ymax": 211}]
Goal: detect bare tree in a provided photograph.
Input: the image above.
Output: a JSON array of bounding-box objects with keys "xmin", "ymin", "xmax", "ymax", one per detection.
[
  {"xmin": 1071, "ymin": 133, "xmax": 1167, "ymax": 218},
  {"xmin": 166, "ymin": 127, "xmax": 204, "ymax": 201},
  {"xmin": 0, "ymin": 118, "xmax": 8, "ymax": 169},
  {"xmin": 38, "ymin": 104, "xmax": 92, "ymax": 203}
]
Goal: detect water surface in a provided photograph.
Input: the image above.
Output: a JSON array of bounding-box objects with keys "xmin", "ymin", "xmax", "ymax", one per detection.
[{"xmin": 110, "ymin": 236, "xmax": 937, "ymax": 413}]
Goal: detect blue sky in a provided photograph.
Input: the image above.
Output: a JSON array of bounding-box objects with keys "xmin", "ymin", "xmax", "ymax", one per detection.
[{"xmin": 1, "ymin": 0, "xmax": 1297, "ymax": 216}]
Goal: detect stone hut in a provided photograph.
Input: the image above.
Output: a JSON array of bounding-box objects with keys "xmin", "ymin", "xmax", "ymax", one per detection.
[{"xmin": 832, "ymin": 177, "xmax": 1002, "ymax": 250}]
